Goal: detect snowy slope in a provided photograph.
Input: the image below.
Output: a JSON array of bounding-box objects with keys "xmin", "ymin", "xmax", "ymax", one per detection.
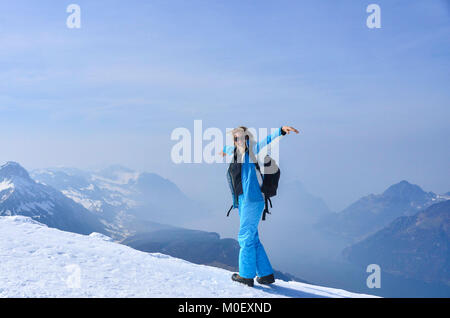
[{"xmin": 0, "ymin": 216, "xmax": 376, "ymax": 298}]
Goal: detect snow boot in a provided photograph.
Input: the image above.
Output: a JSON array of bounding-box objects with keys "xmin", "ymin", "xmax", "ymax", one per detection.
[
  {"xmin": 231, "ymin": 273, "xmax": 254, "ymax": 287},
  {"xmin": 257, "ymin": 274, "xmax": 275, "ymax": 285}
]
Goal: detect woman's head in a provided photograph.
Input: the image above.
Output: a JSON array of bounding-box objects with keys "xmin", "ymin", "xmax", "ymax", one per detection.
[{"xmin": 230, "ymin": 126, "xmax": 254, "ymax": 153}]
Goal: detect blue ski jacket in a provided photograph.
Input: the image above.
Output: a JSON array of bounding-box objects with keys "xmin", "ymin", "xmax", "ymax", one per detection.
[{"xmin": 224, "ymin": 127, "xmax": 285, "ymax": 206}]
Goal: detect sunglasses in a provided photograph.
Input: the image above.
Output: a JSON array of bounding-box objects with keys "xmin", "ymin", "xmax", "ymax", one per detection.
[{"xmin": 234, "ymin": 135, "xmax": 249, "ymax": 142}]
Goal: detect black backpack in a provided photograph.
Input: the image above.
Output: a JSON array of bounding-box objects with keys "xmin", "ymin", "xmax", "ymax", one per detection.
[{"xmin": 226, "ymin": 151, "xmax": 281, "ymax": 221}]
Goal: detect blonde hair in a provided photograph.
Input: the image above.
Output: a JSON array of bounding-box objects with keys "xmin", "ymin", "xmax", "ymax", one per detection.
[{"xmin": 229, "ymin": 126, "xmax": 255, "ymax": 142}]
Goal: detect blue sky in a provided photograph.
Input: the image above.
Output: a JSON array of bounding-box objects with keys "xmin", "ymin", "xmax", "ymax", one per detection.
[{"xmin": 1, "ymin": 0, "xmax": 449, "ymax": 210}]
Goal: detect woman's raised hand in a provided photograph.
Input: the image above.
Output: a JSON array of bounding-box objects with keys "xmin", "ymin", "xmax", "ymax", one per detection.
[{"xmin": 281, "ymin": 126, "xmax": 300, "ymax": 135}]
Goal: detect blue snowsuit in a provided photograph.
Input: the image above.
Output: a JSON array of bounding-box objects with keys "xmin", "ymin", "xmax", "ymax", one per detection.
[{"xmin": 224, "ymin": 128, "xmax": 284, "ymax": 279}]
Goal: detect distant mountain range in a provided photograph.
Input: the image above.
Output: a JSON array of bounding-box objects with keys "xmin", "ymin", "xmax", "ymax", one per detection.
[
  {"xmin": 121, "ymin": 227, "xmax": 309, "ymax": 283},
  {"xmin": 317, "ymin": 180, "xmax": 449, "ymax": 242},
  {"xmin": 0, "ymin": 161, "xmax": 209, "ymax": 239},
  {"xmin": 31, "ymin": 165, "xmax": 209, "ymax": 238},
  {"xmin": 343, "ymin": 200, "xmax": 450, "ymax": 286},
  {"xmin": 0, "ymin": 162, "xmax": 106, "ymax": 235}
]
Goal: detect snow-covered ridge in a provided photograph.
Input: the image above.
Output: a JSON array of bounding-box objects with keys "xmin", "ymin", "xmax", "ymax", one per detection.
[
  {"xmin": 0, "ymin": 216, "xmax": 377, "ymax": 298},
  {"xmin": 31, "ymin": 168, "xmax": 139, "ymax": 215}
]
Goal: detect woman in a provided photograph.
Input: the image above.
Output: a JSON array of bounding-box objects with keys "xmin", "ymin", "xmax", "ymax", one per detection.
[{"xmin": 221, "ymin": 125, "xmax": 299, "ymax": 287}]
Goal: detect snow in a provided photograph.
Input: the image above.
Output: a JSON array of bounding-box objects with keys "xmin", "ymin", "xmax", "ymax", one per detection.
[
  {"xmin": 32, "ymin": 169, "xmax": 55, "ymax": 177},
  {"xmin": 60, "ymin": 188, "xmax": 134, "ymax": 213},
  {"xmin": 0, "ymin": 216, "xmax": 377, "ymax": 298},
  {"xmin": 437, "ymin": 194, "xmax": 450, "ymax": 201},
  {"xmin": 3, "ymin": 176, "xmax": 36, "ymax": 198},
  {"xmin": 81, "ymin": 184, "xmax": 95, "ymax": 191},
  {"xmin": 89, "ymin": 232, "xmax": 114, "ymax": 242},
  {"xmin": 91, "ymin": 173, "xmax": 139, "ymax": 187},
  {"xmin": 62, "ymin": 189, "xmax": 104, "ymax": 212},
  {"xmin": 0, "ymin": 179, "xmax": 14, "ymax": 192}
]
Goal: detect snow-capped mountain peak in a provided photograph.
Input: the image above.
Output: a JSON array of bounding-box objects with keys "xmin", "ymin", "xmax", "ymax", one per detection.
[
  {"xmin": 0, "ymin": 161, "xmax": 32, "ymax": 181},
  {"xmin": 0, "ymin": 162, "xmax": 106, "ymax": 236},
  {"xmin": 0, "ymin": 162, "xmax": 36, "ymax": 203}
]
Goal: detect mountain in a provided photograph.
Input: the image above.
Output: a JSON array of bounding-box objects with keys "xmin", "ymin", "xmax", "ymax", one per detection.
[
  {"xmin": 130, "ymin": 171, "xmax": 207, "ymax": 225},
  {"xmin": 274, "ymin": 180, "xmax": 332, "ymax": 224},
  {"xmin": 121, "ymin": 227, "xmax": 308, "ymax": 283},
  {"xmin": 317, "ymin": 180, "xmax": 446, "ymax": 242},
  {"xmin": 0, "ymin": 162, "xmax": 106, "ymax": 235},
  {"xmin": 245, "ymin": 180, "xmax": 341, "ymax": 264},
  {"xmin": 31, "ymin": 166, "xmax": 208, "ymax": 237},
  {"xmin": 343, "ymin": 200, "xmax": 450, "ymax": 286},
  {"xmin": 0, "ymin": 215, "xmax": 376, "ymax": 297}
]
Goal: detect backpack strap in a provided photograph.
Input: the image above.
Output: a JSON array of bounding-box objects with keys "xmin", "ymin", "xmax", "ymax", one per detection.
[
  {"xmin": 226, "ymin": 205, "xmax": 233, "ymax": 217},
  {"xmin": 262, "ymin": 197, "xmax": 272, "ymax": 221}
]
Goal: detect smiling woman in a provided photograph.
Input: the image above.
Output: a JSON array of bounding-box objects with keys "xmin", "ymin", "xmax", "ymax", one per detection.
[{"xmin": 223, "ymin": 124, "xmax": 298, "ymax": 287}]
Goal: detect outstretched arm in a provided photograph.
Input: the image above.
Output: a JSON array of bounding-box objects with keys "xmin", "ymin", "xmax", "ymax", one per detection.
[
  {"xmin": 221, "ymin": 126, "xmax": 299, "ymax": 157},
  {"xmin": 220, "ymin": 145, "xmax": 235, "ymax": 157},
  {"xmin": 255, "ymin": 126, "xmax": 299, "ymax": 154}
]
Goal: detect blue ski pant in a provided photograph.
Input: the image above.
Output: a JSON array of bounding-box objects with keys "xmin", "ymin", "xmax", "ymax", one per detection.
[{"xmin": 238, "ymin": 197, "xmax": 274, "ymax": 279}]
